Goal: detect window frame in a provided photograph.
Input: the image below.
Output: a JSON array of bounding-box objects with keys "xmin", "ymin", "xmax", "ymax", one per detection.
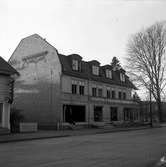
[
  {"xmin": 123, "ymin": 92, "xmax": 126, "ymax": 100},
  {"xmin": 111, "ymin": 90, "xmax": 116, "ymax": 99},
  {"xmin": 71, "ymin": 84, "xmax": 77, "ymax": 94},
  {"xmin": 118, "ymin": 91, "xmax": 122, "ymax": 99},
  {"xmin": 92, "ymin": 65, "xmax": 99, "ymax": 75},
  {"xmin": 72, "ymin": 59, "xmax": 79, "ymax": 71},
  {"xmin": 79, "ymin": 85, "xmax": 84, "ymax": 95},
  {"xmin": 92, "ymin": 87, "xmax": 97, "ymax": 97},
  {"xmin": 98, "ymin": 88, "xmax": 103, "ymax": 97},
  {"xmin": 107, "ymin": 90, "xmax": 111, "ymax": 99},
  {"xmin": 120, "ymin": 73, "xmax": 125, "ymax": 82},
  {"xmin": 106, "ymin": 69, "xmax": 112, "ymax": 79}
]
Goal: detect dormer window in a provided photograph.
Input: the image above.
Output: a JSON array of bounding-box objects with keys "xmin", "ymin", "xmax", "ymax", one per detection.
[
  {"xmin": 120, "ymin": 73, "xmax": 125, "ymax": 82},
  {"xmin": 106, "ymin": 69, "xmax": 112, "ymax": 79},
  {"xmin": 92, "ymin": 66, "xmax": 99, "ymax": 75},
  {"xmin": 72, "ymin": 59, "xmax": 79, "ymax": 71}
]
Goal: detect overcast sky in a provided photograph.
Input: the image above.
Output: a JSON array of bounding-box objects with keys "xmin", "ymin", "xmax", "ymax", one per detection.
[{"xmin": 1, "ymin": 0, "xmax": 166, "ymax": 67}]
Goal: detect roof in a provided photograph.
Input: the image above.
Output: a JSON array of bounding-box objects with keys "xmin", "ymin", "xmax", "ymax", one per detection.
[
  {"xmin": 0, "ymin": 56, "xmax": 19, "ymax": 75},
  {"xmin": 58, "ymin": 54, "xmax": 137, "ymax": 89}
]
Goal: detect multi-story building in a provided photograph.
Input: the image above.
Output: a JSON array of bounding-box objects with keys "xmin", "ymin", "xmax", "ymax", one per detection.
[{"xmin": 9, "ymin": 34, "xmax": 139, "ymax": 129}]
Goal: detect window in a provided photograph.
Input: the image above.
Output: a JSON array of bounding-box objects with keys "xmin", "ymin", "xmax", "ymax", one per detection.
[
  {"xmin": 106, "ymin": 69, "xmax": 112, "ymax": 79},
  {"xmin": 111, "ymin": 90, "xmax": 115, "ymax": 99},
  {"xmin": 133, "ymin": 111, "xmax": 139, "ymax": 121},
  {"xmin": 120, "ymin": 73, "xmax": 125, "ymax": 82},
  {"xmin": 92, "ymin": 66, "xmax": 99, "ymax": 75},
  {"xmin": 79, "ymin": 85, "xmax": 84, "ymax": 95},
  {"xmin": 94, "ymin": 106, "xmax": 103, "ymax": 122},
  {"xmin": 124, "ymin": 109, "xmax": 130, "ymax": 121},
  {"xmin": 118, "ymin": 92, "xmax": 122, "ymax": 99},
  {"xmin": 107, "ymin": 90, "xmax": 111, "ymax": 99},
  {"xmin": 123, "ymin": 92, "xmax": 126, "ymax": 99},
  {"xmin": 72, "ymin": 84, "xmax": 77, "ymax": 94},
  {"xmin": 92, "ymin": 87, "xmax": 97, "ymax": 97},
  {"xmin": 98, "ymin": 88, "xmax": 103, "ymax": 97},
  {"xmin": 72, "ymin": 59, "xmax": 78, "ymax": 71}
]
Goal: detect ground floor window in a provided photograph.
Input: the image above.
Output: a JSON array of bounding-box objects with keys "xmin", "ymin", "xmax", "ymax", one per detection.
[
  {"xmin": 94, "ymin": 106, "xmax": 103, "ymax": 122},
  {"xmin": 110, "ymin": 107, "xmax": 118, "ymax": 121},
  {"xmin": 0, "ymin": 103, "xmax": 2, "ymax": 125},
  {"xmin": 63, "ymin": 105, "xmax": 86, "ymax": 123},
  {"xmin": 123, "ymin": 108, "xmax": 139, "ymax": 121}
]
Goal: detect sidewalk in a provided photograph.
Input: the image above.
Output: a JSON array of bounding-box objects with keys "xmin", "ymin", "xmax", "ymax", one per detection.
[{"xmin": 0, "ymin": 125, "xmax": 156, "ymax": 144}]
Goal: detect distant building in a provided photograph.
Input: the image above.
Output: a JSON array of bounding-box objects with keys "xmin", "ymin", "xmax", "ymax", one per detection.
[
  {"xmin": 9, "ymin": 34, "xmax": 140, "ymax": 129},
  {"xmin": 0, "ymin": 56, "xmax": 18, "ymax": 130}
]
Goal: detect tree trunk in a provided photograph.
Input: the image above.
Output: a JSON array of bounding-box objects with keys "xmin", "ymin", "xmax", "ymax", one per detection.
[{"xmin": 156, "ymin": 98, "xmax": 162, "ymax": 122}]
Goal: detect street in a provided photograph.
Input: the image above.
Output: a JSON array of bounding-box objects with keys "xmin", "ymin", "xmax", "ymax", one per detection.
[{"xmin": 1, "ymin": 127, "xmax": 166, "ymax": 167}]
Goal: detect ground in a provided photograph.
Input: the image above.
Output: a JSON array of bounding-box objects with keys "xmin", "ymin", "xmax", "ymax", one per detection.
[{"xmin": 1, "ymin": 127, "xmax": 166, "ymax": 167}]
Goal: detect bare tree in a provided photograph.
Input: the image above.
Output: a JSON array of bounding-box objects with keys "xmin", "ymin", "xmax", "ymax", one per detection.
[{"xmin": 126, "ymin": 21, "xmax": 166, "ymax": 122}]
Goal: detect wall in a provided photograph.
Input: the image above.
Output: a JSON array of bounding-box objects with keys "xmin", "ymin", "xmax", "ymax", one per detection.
[
  {"xmin": 0, "ymin": 75, "xmax": 11, "ymax": 129},
  {"xmin": 61, "ymin": 74, "xmax": 139, "ymax": 123},
  {"xmin": 9, "ymin": 34, "xmax": 62, "ymax": 127},
  {"xmin": 0, "ymin": 75, "xmax": 11, "ymax": 102},
  {"xmin": 61, "ymin": 75, "xmax": 132, "ymax": 99}
]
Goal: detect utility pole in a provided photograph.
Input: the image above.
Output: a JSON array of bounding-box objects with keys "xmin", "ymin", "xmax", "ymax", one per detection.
[{"xmin": 149, "ymin": 84, "xmax": 153, "ymax": 127}]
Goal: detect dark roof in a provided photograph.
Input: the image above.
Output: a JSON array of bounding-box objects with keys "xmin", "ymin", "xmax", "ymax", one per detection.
[
  {"xmin": 58, "ymin": 54, "xmax": 137, "ymax": 89},
  {"xmin": 0, "ymin": 56, "xmax": 19, "ymax": 75}
]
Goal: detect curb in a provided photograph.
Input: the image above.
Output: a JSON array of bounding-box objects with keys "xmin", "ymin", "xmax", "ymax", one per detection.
[
  {"xmin": 0, "ymin": 125, "xmax": 162, "ymax": 144},
  {"xmin": 0, "ymin": 135, "xmax": 70, "ymax": 144}
]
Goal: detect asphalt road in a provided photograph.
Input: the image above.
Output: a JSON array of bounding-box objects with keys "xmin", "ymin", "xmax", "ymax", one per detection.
[{"xmin": 1, "ymin": 127, "xmax": 166, "ymax": 167}]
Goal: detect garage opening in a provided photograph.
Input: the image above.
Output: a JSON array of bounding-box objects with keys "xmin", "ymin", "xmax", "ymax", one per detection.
[{"xmin": 63, "ymin": 105, "xmax": 86, "ymax": 123}]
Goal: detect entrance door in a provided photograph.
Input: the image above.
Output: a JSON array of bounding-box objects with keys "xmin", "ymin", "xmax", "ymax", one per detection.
[
  {"xmin": 0, "ymin": 103, "xmax": 3, "ymax": 126},
  {"xmin": 110, "ymin": 107, "xmax": 118, "ymax": 121},
  {"xmin": 94, "ymin": 106, "xmax": 103, "ymax": 122}
]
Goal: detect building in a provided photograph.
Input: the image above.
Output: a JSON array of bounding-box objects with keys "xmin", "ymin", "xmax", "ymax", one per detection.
[
  {"xmin": 0, "ymin": 56, "xmax": 18, "ymax": 131},
  {"xmin": 140, "ymin": 101, "xmax": 166, "ymax": 122},
  {"xmin": 9, "ymin": 34, "xmax": 140, "ymax": 129}
]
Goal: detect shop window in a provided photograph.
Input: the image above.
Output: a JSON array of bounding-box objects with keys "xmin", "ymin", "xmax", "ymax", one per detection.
[{"xmin": 63, "ymin": 105, "xmax": 86, "ymax": 123}]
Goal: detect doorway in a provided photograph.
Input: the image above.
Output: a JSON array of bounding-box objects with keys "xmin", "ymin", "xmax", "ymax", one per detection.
[
  {"xmin": 110, "ymin": 107, "xmax": 118, "ymax": 121},
  {"xmin": 94, "ymin": 106, "xmax": 103, "ymax": 122},
  {"xmin": 0, "ymin": 103, "xmax": 3, "ymax": 126}
]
